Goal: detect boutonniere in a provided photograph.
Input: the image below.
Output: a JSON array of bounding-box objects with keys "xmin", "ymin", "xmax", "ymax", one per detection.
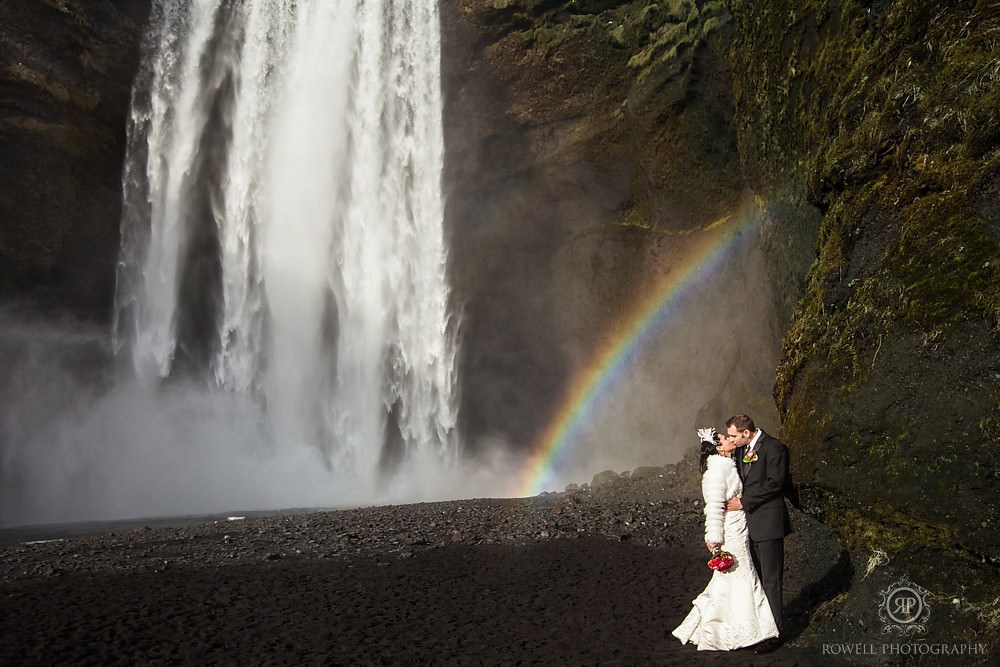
[{"xmin": 742, "ymin": 449, "xmax": 758, "ymax": 464}]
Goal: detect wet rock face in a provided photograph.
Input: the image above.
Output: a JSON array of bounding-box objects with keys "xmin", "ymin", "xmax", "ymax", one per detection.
[{"xmin": 0, "ymin": 0, "xmax": 147, "ymax": 319}]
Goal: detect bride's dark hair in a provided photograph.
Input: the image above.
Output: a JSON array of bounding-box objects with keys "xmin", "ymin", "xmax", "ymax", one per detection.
[{"xmin": 698, "ymin": 439, "xmax": 718, "ymax": 473}]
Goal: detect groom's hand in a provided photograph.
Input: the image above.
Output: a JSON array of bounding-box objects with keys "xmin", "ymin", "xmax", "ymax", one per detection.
[{"xmin": 726, "ymin": 497, "xmax": 743, "ymax": 511}]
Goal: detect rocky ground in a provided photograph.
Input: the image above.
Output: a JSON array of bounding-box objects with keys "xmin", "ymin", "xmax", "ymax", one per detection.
[
  {"xmin": 0, "ymin": 455, "xmax": 873, "ymax": 666},
  {"xmin": 1, "ymin": 457, "xmax": 993, "ymax": 665}
]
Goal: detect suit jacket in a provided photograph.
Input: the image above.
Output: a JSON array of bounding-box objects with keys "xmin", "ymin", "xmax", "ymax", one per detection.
[{"xmin": 737, "ymin": 430, "xmax": 793, "ymax": 542}]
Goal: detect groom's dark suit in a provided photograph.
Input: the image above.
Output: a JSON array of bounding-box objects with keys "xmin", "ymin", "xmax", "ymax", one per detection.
[{"xmin": 737, "ymin": 430, "xmax": 792, "ymax": 635}]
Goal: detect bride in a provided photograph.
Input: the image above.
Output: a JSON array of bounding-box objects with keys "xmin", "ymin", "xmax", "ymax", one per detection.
[{"xmin": 671, "ymin": 427, "xmax": 779, "ymax": 650}]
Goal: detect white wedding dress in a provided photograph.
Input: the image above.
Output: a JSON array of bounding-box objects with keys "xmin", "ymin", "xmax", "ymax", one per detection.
[{"xmin": 671, "ymin": 454, "xmax": 779, "ymax": 650}]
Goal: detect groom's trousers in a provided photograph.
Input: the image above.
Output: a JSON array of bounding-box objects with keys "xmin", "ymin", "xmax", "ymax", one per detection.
[{"xmin": 750, "ymin": 538, "xmax": 784, "ymax": 635}]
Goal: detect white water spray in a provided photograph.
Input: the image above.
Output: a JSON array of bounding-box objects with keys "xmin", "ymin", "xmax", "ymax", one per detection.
[{"xmin": 0, "ymin": 0, "xmax": 462, "ymax": 525}]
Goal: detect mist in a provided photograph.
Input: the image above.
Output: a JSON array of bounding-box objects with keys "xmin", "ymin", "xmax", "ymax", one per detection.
[
  {"xmin": 514, "ymin": 212, "xmax": 784, "ymax": 495},
  {"xmin": 0, "ymin": 214, "xmax": 781, "ymax": 526},
  {"xmin": 0, "ymin": 308, "xmax": 523, "ymax": 526}
]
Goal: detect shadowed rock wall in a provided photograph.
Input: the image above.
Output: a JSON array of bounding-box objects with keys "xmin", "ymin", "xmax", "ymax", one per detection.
[{"xmin": 0, "ymin": 0, "xmax": 147, "ymax": 319}]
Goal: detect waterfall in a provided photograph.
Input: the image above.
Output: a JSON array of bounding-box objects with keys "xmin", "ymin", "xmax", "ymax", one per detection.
[{"xmin": 105, "ymin": 0, "xmax": 458, "ymax": 509}]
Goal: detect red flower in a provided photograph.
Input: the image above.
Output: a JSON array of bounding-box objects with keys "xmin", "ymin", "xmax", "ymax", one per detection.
[{"xmin": 708, "ymin": 550, "xmax": 735, "ymax": 572}]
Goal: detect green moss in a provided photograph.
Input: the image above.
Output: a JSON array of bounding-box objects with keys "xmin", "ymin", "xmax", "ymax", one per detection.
[
  {"xmin": 521, "ymin": 26, "xmax": 567, "ymax": 47},
  {"xmin": 684, "ymin": 4, "xmax": 700, "ymax": 25},
  {"xmin": 897, "ymin": 210, "xmax": 1000, "ymax": 325},
  {"xmin": 610, "ymin": 23, "xmax": 625, "ymax": 44},
  {"xmin": 750, "ymin": 3, "xmax": 1000, "ymax": 600},
  {"xmin": 835, "ymin": 505, "xmax": 960, "ymax": 556},
  {"xmin": 663, "ymin": 0, "xmax": 693, "ymax": 24},
  {"xmin": 777, "ymin": 21, "xmax": 1000, "ymax": 402},
  {"xmin": 702, "ymin": 15, "xmax": 729, "ymax": 35},
  {"xmin": 979, "ymin": 389, "xmax": 1000, "ymax": 439},
  {"xmin": 627, "ymin": 21, "xmax": 688, "ymax": 69},
  {"xmin": 701, "ymin": 1, "xmax": 728, "ymax": 18}
]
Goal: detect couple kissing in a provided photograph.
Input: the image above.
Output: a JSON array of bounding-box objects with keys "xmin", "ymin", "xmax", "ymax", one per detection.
[{"xmin": 672, "ymin": 413, "xmax": 793, "ymax": 653}]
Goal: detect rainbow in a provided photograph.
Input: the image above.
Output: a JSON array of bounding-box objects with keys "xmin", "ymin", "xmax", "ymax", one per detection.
[{"xmin": 513, "ymin": 215, "xmax": 755, "ymax": 497}]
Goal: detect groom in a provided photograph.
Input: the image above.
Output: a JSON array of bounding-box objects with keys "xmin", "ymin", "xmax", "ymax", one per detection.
[{"xmin": 724, "ymin": 413, "xmax": 792, "ymax": 647}]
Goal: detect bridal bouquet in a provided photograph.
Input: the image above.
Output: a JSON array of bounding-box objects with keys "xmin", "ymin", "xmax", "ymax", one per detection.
[{"xmin": 708, "ymin": 547, "xmax": 735, "ymax": 572}]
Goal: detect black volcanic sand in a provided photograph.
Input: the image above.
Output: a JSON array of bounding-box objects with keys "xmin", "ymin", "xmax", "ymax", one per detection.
[{"xmin": 1, "ymin": 465, "xmax": 853, "ymax": 666}]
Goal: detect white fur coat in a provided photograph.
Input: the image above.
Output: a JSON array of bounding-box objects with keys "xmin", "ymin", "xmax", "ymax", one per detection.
[{"xmin": 702, "ymin": 455, "xmax": 742, "ymax": 545}]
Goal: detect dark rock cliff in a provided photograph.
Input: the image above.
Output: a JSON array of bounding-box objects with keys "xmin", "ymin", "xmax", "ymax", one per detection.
[
  {"xmin": 2, "ymin": 0, "xmax": 998, "ymax": 645},
  {"xmin": 439, "ymin": 0, "xmax": 783, "ymax": 464},
  {"xmin": 730, "ymin": 0, "xmax": 1000, "ymax": 643},
  {"xmin": 0, "ymin": 0, "xmax": 148, "ymax": 319}
]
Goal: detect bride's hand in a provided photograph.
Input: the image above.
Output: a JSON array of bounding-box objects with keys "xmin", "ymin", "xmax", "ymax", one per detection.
[
  {"xmin": 726, "ymin": 497, "xmax": 743, "ymax": 511},
  {"xmin": 706, "ymin": 542, "xmax": 719, "ymax": 553}
]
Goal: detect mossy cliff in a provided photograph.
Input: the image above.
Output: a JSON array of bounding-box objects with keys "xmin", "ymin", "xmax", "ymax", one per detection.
[{"xmin": 729, "ymin": 0, "xmax": 1000, "ymax": 633}]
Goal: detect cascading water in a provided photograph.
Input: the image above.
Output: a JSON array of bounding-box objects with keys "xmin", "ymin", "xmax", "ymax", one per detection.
[
  {"xmin": 115, "ymin": 0, "xmax": 459, "ymax": 485},
  {"xmin": 0, "ymin": 0, "xmax": 462, "ymax": 526}
]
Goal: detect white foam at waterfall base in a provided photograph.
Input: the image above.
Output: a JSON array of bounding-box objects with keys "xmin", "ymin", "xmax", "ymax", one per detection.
[{"xmin": 0, "ymin": 312, "xmax": 518, "ymax": 525}]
